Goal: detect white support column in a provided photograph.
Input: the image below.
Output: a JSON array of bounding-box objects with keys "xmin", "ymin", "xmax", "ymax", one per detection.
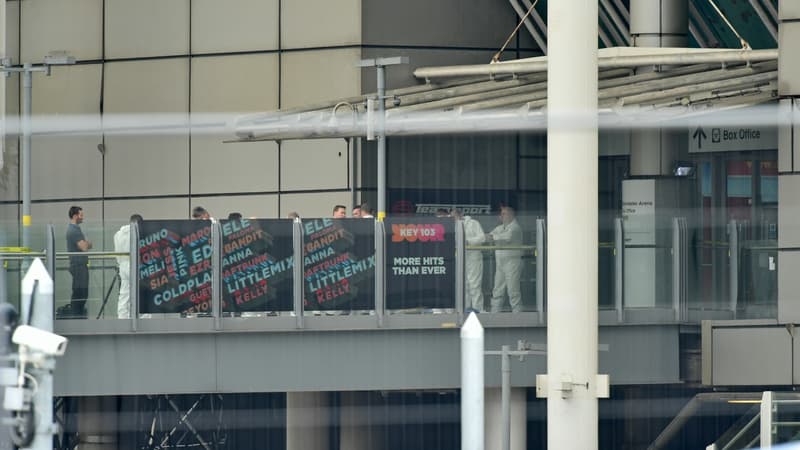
[
  {"xmin": 546, "ymin": 0, "xmax": 599, "ymax": 449},
  {"xmin": 77, "ymin": 397, "xmax": 117, "ymax": 450},
  {"xmin": 339, "ymin": 392, "xmax": 386, "ymax": 450},
  {"xmin": 629, "ymin": 0, "xmax": 688, "ymax": 176},
  {"xmin": 777, "ymin": 0, "xmax": 800, "ymax": 323},
  {"xmin": 286, "ymin": 392, "xmax": 330, "ymax": 450},
  {"xmin": 485, "ymin": 388, "xmax": 527, "ymax": 450}
]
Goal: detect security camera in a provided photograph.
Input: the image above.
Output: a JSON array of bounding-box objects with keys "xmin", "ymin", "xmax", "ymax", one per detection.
[{"xmin": 11, "ymin": 325, "xmax": 68, "ymax": 357}]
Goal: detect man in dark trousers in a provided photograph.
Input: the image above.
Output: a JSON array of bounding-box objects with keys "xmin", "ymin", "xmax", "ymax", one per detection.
[{"xmin": 65, "ymin": 206, "xmax": 92, "ymax": 318}]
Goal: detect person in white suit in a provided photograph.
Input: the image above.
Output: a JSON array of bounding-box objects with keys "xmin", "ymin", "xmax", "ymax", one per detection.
[
  {"xmin": 114, "ymin": 214, "xmax": 142, "ymax": 319},
  {"xmin": 451, "ymin": 209, "xmax": 486, "ymax": 312},
  {"xmin": 486, "ymin": 206, "xmax": 523, "ymax": 312}
]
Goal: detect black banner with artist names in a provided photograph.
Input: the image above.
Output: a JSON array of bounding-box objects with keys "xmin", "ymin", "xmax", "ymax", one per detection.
[
  {"xmin": 138, "ymin": 220, "xmax": 213, "ymax": 315},
  {"xmin": 302, "ymin": 218, "xmax": 375, "ymax": 311},
  {"xmin": 221, "ymin": 218, "xmax": 293, "ymax": 313}
]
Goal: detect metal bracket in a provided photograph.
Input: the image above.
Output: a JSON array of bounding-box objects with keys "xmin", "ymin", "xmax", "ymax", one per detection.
[{"xmin": 535, "ymin": 374, "xmax": 611, "ymax": 399}]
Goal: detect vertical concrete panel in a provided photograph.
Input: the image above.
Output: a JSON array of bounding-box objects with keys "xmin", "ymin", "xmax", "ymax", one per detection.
[
  {"xmin": 190, "ymin": 195, "xmax": 279, "ymax": 220},
  {"xmin": 280, "ymin": 49, "xmax": 361, "ymax": 109},
  {"xmin": 104, "ymin": 59, "xmax": 190, "ymax": 197},
  {"xmin": 281, "ymin": 0, "xmax": 360, "ymax": 49},
  {"xmin": 192, "ymin": 0, "xmax": 279, "ymax": 53},
  {"xmin": 105, "ymin": 0, "xmax": 189, "ymax": 58},
  {"xmin": 779, "ymin": 22, "xmax": 800, "ymax": 96},
  {"xmin": 30, "ymin": 64, "xmax": 102, "ymax": 200},
  {"xmin": 279, "ymin": 191, "xmax": 352, "ymax": 218},
  {"xmin": 779, "ymin": 250, "xmax": 800, "ymax": 323},
  {"xmin": 281, "ymin": 140, "xmax": 349, "ymax": 191},
  {"xmin": 286, "ymin": 392, "xmax": 330, "ymax": 450},
  {"xmin": 190, "ymin": 54, "xmax": 280, "ymax": 195},
  {"xmin": 20, "ymin": 0, "xmax": 102, "ymax": 62}
]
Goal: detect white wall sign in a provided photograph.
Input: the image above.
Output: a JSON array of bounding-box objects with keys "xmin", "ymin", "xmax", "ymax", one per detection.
[{"xmin": 689, "ymin": 125, "xmax": 777, "ymax": 153}]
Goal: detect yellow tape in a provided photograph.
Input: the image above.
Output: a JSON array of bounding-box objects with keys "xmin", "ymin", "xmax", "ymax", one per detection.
[
  {"xmin": 22, "ymin": 215, "xmax": 31, "ymax": 226},
  {"xmin": 377, "ymin": 211, "xmax": 386, "ymax": 221},
  {"xmin": 0, "ymin": 247, "xmax": 32, "ymax": 253}
]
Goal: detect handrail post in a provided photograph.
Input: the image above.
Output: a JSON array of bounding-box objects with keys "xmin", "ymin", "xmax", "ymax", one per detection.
[
  {"xmin": 131, "ymin": 221, "xmax": 140, "ymax": 331},
  {"xmin": 455, "ymin": 219, "xmax": 465, "ymax": 322},
  {"xmin": 293, "ymin": 219, "xmax": 304, "ymax": 329},
  {"xmin": 375, "ymin": 220, "xmax": 385, "ymax": 327},
  {"xmin": 614, "ymin": 217, "xmax": 624, "ymax": 323},
  {"xmin": 535, "ymin": 218, "xmax": 546, "ymax": 324},
  {"xmin": 45, "ymin": 223, "xmax": 56, "ymax": 280},
  {"xmin": 672, "ymin": 217, "xmax": 688, "ymax": 322},
  {"xmin": 728, "ymin": 220, "xmax": 739, "ymax": 317},
  {"xmin": 211, "ymin": 221, "xmax": 222, "ymax": 330}
]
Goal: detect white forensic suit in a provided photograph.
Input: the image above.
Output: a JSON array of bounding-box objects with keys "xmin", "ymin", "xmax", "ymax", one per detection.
[
  {"xmin": 462, "ymin": 216, "xmax": 486, "ymax": 312},
  {"xmin": 113, "ymin": 224, "xmax": 132, "ymax": 318},
  {"xmin": 489, "ymin": 219, "xmax": 523, "ymax": 312}
]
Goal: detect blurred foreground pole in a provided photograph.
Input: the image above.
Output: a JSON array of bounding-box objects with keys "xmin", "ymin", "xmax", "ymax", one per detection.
[
  {"xmin": 545, "ymin": 0, "xmax": 601, "ymax": 449},
  {"xmin": 21, "ymin": 259, "xmax": 54, "ymax": 450},
  {"xmin": 461, "ymin": 312, "xmax": 484, "ymax": 450}
]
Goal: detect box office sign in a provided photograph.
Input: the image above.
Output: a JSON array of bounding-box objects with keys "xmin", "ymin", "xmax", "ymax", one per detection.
[
  {"xmin": 385, "ymin": 218, "xmax": 455, "ymax": 310},
  {"xmin": 221, "ymin": 218, "xmax": 294, "ymax": 313},
  {"xmin": 138, "ymin": 220, "xmax": 213, "ymax": 315}
]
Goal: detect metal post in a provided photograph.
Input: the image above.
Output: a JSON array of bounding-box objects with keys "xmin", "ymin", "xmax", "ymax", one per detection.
[
  {"xmin": 455, "ymin": 219, "xmax": 465, "ymax": 320},
  {"xmin": 131, "ymin": 221, "xmax": 140, "ymax": 331},
  {"xmin": 211, "ymin": 221, "xmax": 222, "ymax": 329},
  {"xmin": 546, "ymin": 0, "xmax": 599, "ymax": 448},
  {"xmin": 21, "ymin": 259, "xmax": 55, "ymax": 450},
  {"xmin": 535, "ymin": 219, "xmax": 546, "ymax": 324},
  {"xmin": 357, "ymin": 57, "xmax": 407, "ymax": 220},
  {"xmin": 461, "ymin": 313, "xmax": 484, "ymax": 450},
  {"xmin": 377, "ymin": 65, "xmax": 386, "ymax": 220},
  {"xmin": 614, "ymin": 218, "xmax": 624, "ymax": 323},
  {"xmin": 760, "ymin": 391, "xmax": 774, "ymax": 448},
  {"xmin": 21, "ymin": 66, "xmax": 31, "ymax": 254},
  {"xmin": 374, "ymin": 220, "xmax": 385, "ymax": 327},
  {"xmin": 672, "ymin": 218, "xmax": 688, "ymax": 322},
  {"xmin": 501, "ymin": 345, "xmax": 511, "ymax": 450},
  {"xmin": 45, "ymin": 224, "xmax": 55, "ymax": 280},
  {"xmin": 292, "ymin": 219, "xmax": 304, "ymax": 329},
  {"xmin": 728, "ymin": 220, "xmax": 739, "ymax": 316}
]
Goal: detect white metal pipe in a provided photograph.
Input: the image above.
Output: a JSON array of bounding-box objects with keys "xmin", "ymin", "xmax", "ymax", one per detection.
[
  {"xmin": 413, "ymin": 49, "xmax": 777, "ymax": 80},
  {"xmin": 521, "ymin": 0, "xmax": 548, "ymax": 53},
  {"xmin": 612, "ymin": 0, "xmax": 631, "ymax": 22},
  {"xmin": 507, "ymin": 0, "xmax": 547, "ymax": 53},
  {"xmin": 762, "ymin": 0, "xmax": 778, "ymax": 25},
  {"xmin": 501, "ymin": 346, "xmax": 511, "ymax": 450},
  {"xmin": 600, "ymin": 0, "xmax": 632, "ymax": 45},
  {"xmin": 689, "ymin": 3, "xmax": 721, "ymax": 48},
  {"xmin": 689, "ymin": 23, "xmax": 709, "ymax": 48},
  {"xmin": 748, "ymin": 0, "xmax": 778, "ymax": 42},
  {"xmin": 461, "ymin": 313, "xmax": 484, "ymax": 450},
  {"xmin": 599, "ymin": 7, "xmax": 628, "ymax": 47},
  {"xmin": 546, "ymin": 0, "xmax": 598, "ymax": 450}
]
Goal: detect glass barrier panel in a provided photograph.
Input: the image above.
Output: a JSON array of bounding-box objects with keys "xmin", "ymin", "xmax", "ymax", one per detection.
[
  {"xmin": 221, "ymin": 218, "xmax": 294, "ymax": 316},
  {"xmin": 0, "ymin": 220, "xmax": 21, "ymax": 309},
  {"xmin": 303, "ymin": 218, "xmax": 375, "ymax": 313},
  {"xmin": 46, "ymin": 222, "xmax": 123, "ymax": 320},
  {"xmin": 770, "ymin": 392, "xmax": 800, "ymax": 446},
  {"xmin": 137, "ymin": 220, "xmax": 213, "ymax": 318},
  {"xmin": 737, "ymin": 239, "xmax": 778, "ymax": 319},
  {"xmin": 385, "ymin": 217, "xmax": 455, "ymax": 312}
]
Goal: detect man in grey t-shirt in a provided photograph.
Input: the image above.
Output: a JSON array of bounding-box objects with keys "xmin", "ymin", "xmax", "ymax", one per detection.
[{"xmin": 65, "ymin": 206, "xmax": 92, "ymax": 318}]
